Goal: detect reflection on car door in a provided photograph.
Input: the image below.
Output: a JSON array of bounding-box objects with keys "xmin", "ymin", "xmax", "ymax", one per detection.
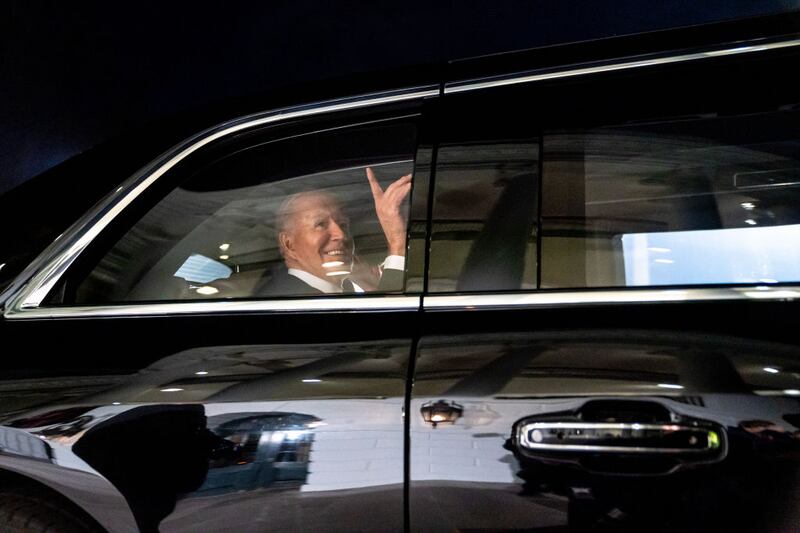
[
  {"xmin": 410, "ymin": 330, "xmax": 800, "ymax": 531},
  {"xmin": 0, "ymin": 91, "xmax": 433, "ymax": 532}
]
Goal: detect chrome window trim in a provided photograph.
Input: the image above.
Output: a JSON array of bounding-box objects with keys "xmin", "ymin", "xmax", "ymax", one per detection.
[
  {"xmin": 445, "ymin": 36, "xmax": 800, "ymax": 94},
  {"xmin": 424, "ymin": 286, "xmax": 800, "ymax": 310},
  {"xmin": 6, "ymin": 38, "xmax": 800, "ymax": 319},
  {"xmin": 2, "ymin": 86, "xmax": 438, "ymax": 316},
  {"xmin": 4, "ymin": 296, "xmax": 421, "ymax": 319}
]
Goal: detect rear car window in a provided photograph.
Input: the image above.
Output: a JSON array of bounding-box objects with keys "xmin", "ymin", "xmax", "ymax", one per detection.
[
  {"xmin": 535, "ymin": 47, "xmax": 800, "ymax": 290},
  {"xmin": 50, "ymin": 118, "xmax": 418, "ymax": 304},
  {"xmin": 432, "ymin": 47, "xmax": 800, "ymax": 292},
  {"xmin": 541, "ymin": 109, "xmax": 800, "ymax": 288}
]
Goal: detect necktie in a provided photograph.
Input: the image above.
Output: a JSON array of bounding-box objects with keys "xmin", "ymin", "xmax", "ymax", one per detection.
[{"xmin": 342, "ymin": 279, "xmax": 356, "ymax": 293}]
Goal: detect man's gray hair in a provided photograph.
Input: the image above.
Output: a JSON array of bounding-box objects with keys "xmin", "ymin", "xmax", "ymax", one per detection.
[{"xmin": 275, "ymin": 190, "xmax": 340, "ymax": 233}]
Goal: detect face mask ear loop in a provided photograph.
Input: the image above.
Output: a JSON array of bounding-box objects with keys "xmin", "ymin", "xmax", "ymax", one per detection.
[{"xmin": 348, "ymin": 240, "xmax": 356, "ymax": 273}]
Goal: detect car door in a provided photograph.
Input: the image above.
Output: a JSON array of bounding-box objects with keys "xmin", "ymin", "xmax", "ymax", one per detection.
[
  {"xmin": 0, "ymin": 87, "xmax": 436, "ymax": 532},
  {"xmin": 411, "ymin": 32, "xmax": 800, "ymax": 531}
]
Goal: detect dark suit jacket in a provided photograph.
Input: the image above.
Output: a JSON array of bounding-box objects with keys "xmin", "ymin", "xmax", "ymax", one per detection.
[{"xmin": 255, "ymin": 266, "xmax": 404, "ymax": 297}]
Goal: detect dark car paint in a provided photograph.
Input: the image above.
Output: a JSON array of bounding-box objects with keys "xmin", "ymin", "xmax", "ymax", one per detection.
[
  {"xmin": 411, "ymin": 304, "xmax": 800, "ymax": 530},
  {"xmin": 1, "ymin": 311, "xmax": 418, "ymax": 532},
  {"xmin": 4, "ymin": 301, "xmax": 800, "ymax": 531}
]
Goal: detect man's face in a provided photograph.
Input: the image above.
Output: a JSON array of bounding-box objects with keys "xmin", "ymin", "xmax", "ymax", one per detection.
[{"xmin": 279, "ymin": 193, "xmax": 353, "ymax": 280}]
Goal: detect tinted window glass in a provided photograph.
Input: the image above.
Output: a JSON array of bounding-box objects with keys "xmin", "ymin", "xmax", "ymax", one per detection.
[
  {"xmin": 541, "ymin": 110, "xmax": 800, "ymax": 288},
  {"xmin": 63, "ymin": 119, "xmax": 417, "ymax": 303},
  {"xmin": 429, "ymin": 91, "xmax": 539, "ymax": 293}
]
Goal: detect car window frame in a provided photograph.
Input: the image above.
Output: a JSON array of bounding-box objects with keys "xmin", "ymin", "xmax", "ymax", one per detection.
[
  {"xmin": 423, "ymin": 33, "xmax": 800, "ymax": 311},
  {"xmin": 7, "ymin": 36, "xmax": 800, "ymax": 319},
  {"xmin": 2, "ymin": 86, "xmax": 439, "ymax": 319}
]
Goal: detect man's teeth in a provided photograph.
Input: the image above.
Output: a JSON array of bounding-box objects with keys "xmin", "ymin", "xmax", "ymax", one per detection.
[{"xmin": 322, "ymin": 250, "xmax": 346, "ymax": 268}]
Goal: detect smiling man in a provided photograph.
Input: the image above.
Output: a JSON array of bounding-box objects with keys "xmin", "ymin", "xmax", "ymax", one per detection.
[{"xmin": 256, "ymin": 167, "xmax": 412, "ymax": 296}]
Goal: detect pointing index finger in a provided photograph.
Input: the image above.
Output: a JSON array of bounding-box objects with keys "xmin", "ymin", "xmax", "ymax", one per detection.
[{"xmin": 365, "ymin": 167, "xmax": 383, "ymax": 200}]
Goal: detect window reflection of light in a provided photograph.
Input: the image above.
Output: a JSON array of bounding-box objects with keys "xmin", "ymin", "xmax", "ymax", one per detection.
[
  {"xmin": 764, "ymin": 367, "xmax": 780, "ymax": 374},
  {"xmin": 271, "ymin": 432, "xmax": 285, "ymax": 443},
  {"xmin": 219, "ymin": 255, "xmax": 229, "ymax": 260},
  {"xmin": 307, "ymin": 421, "xmax": 326, "ymax": 429},
  {"xmin": 325, "ymin": 270, "xmax": 351, "ymax": 276},
  {"xmin": 195, "ymin": 371, "xmax": 208, "ymax": 375},
  {"xmin": 657, "ymin": 383, "xmax": 684, "ymax": 389},
  {"xmin": 302, "ymin": 379, "xmax": 322, "ymax": 383},
  {"xmin": 744, "ymin": 290, "xmax": 800, "ymax": 299},
  {"xmin": 741, "ymin": 202, "xmax": 756, "ymax": 210},
  {"xmin": 219, "ymin": 243, "xmax": 230, "ymax": 251},
  {"xmin": 175, "ymin": 254, "xmax": 232, "ymax": 283},
  {"xmin": 285, "ymin": 430, "xmax": 305, "ymax": 440},
  {"xmin": 784, "ymin": 389, "xmax": 800, "ymax": 396},
  {"xmin": 622, "ymin": 224, "xmax": 800, "ymax": 286},
  {"xmin": 704, "ymin": 46, "xmax": 760, "ymax": 58},
  {"xmin": 745, "ymin": 219, "xmax": 757, "ymax": 225},
  {"xmin": 112, "ymin": 402, "xmax": 121, "ymax": 405},
  {"xmin": 160, "ymin": 388, "xmax": 184, "ymax": 392},
  {"xmin": 195, "ymin": 286, "xmax": 219, "ymax": 295}
]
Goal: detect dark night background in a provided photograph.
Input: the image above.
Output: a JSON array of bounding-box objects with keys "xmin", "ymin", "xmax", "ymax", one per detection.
[{"xmin": 0, "ymin": 1, "xmax": 797, "ymax": 282}]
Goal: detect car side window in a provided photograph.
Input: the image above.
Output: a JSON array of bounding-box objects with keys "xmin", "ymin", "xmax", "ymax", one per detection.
[
  {"xmin": 428, "ymin": 91, "xmax": 540, "ymax": 292},
  {"xmin": 541, "ymin": 110, "xmax": 800, "ymax": 288},
  {"xmin": 537, "ymin": 48, "xmax": 800, "ymax": 289},
  {"xmin": 54, "ymin": 118, "xmax": 417, "ymax": 304},
  {"xmin": 429, "ymin": 48, "xmax": 800, "ymax": 293}
]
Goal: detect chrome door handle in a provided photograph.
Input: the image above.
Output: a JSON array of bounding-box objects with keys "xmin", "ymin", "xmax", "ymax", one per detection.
[{"xmin": 518, "ymin": 421, "xmax": 723, "ymax": 454}]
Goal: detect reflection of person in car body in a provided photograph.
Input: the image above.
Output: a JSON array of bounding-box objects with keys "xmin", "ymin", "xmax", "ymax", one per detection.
[{"xmin": 256, "ymin": 167, "xmax": 411, "ymax": 295}]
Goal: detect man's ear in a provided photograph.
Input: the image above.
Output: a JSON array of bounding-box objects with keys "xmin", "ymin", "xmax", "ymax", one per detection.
[{"xmin": 279, "ymin": 231, "xmax": 295, "ymax": 260}]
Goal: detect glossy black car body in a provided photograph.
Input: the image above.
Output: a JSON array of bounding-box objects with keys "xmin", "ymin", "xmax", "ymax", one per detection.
[{"xmin": 3, "ymin": 13, "xmax": 800, "ymax": 532}]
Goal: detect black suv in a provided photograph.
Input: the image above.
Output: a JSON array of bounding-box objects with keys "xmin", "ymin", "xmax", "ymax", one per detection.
[{"xmin": 2, "ymin": 14, "xmax": 800, "ymax": 532}]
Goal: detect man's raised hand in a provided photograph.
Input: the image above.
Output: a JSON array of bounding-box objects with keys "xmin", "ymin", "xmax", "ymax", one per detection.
[{"xmin": 366, "ymin": 167, "xmax": 412, "ymax": 256}]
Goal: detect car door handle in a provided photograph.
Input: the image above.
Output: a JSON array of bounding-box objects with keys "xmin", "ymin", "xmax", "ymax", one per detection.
[{"xmin": 518, "ymin": 421, "xmax": 723, "ymax": 454}]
